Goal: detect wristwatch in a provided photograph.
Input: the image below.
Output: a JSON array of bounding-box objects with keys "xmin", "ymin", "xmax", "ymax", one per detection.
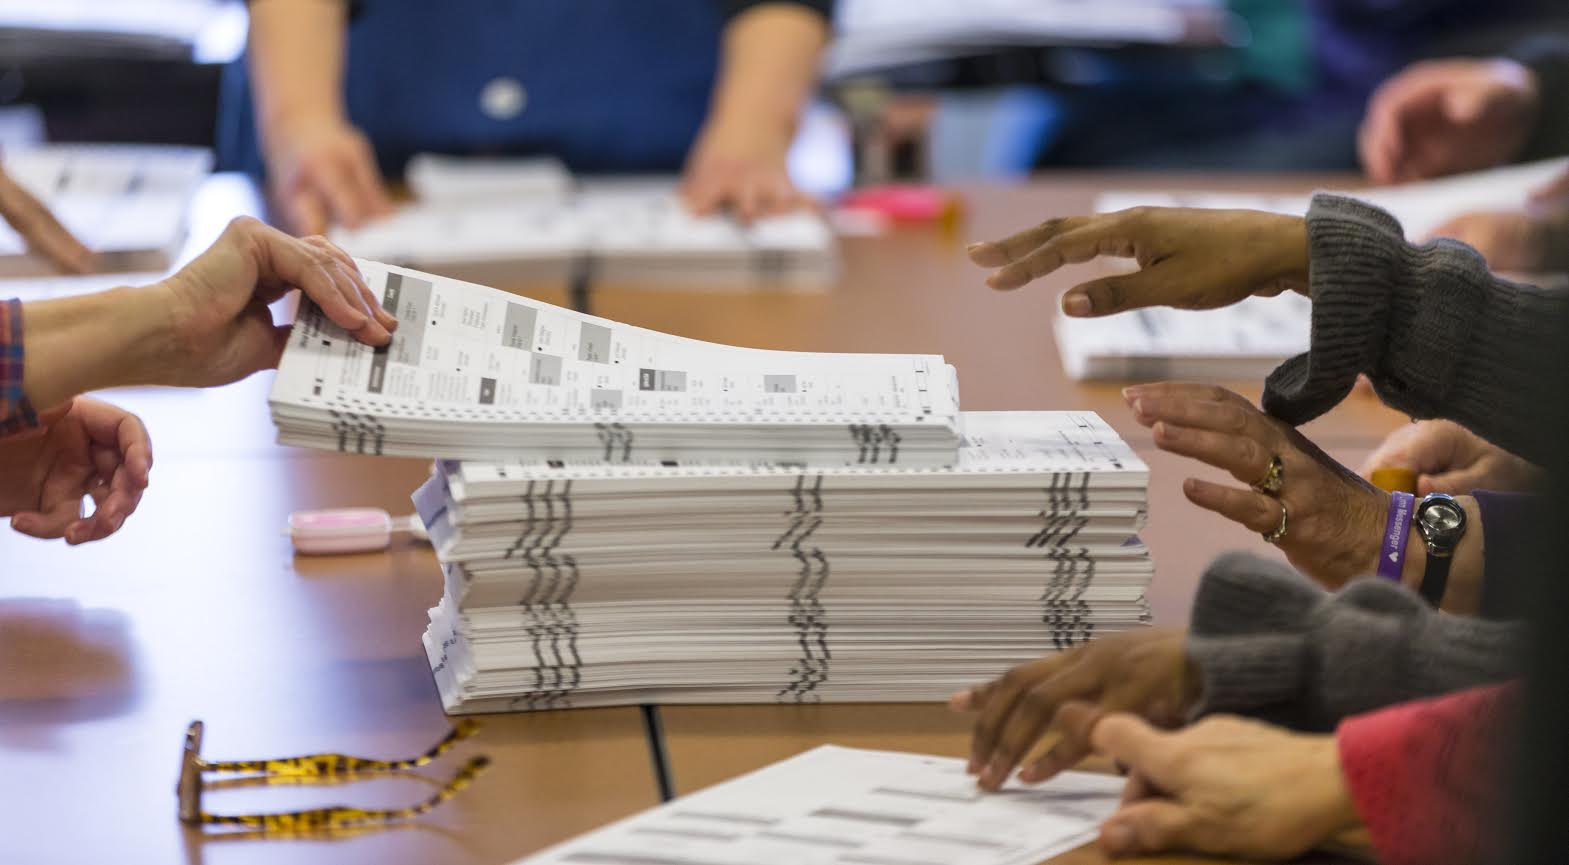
[{"xmin": 1413, "ymin": 493, "xmax": 1467, "ymax": 607}]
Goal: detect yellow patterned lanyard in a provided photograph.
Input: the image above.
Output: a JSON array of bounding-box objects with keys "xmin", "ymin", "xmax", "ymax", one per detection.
[{"xmin": 177, "ymin": 719, "xmax": 489, "ymax": 832}]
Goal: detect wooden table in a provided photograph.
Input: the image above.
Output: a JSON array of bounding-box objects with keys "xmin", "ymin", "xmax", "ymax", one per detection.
[{"xmin": 1, "ymin": 171, "xmax": 1404, "ymax": 865}]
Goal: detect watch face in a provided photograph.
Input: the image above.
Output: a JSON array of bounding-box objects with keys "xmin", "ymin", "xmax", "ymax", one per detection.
[
  {"xmin": 1417, "ymin": 494, "xmax": 1467, "ymax": 550},
  {"xmin": 1421, "ymin": 504, "xmax": 1463, "ymax": 533}
]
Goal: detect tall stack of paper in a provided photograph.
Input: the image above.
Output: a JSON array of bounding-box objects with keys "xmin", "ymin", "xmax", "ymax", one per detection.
[
  {"xmin": 514, "ymin": 745, "xmax": 1125, "ymax": 865},
  {"xmin": 0, "ymin": 144, "xmax": 212, "ymax": 276},
  {"xmin": 1059, "ymin": 157, "xmax": 1569, "ymax": 381},
  {"xmin": 270, "ymin": 261, "xmax": 961, "ymax": 465},
  {"xmin": 330, "ymin": 161, "xmax": 838, "ymax": 291},
  {"xmin": 414, "ymin": 410, "xmax": 1151, "ymax": 713}
]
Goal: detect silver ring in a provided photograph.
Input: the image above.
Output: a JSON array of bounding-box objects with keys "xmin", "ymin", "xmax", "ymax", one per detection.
[
  {"xmin": 1251, "ymin": 455, "xmax": 1284, "ymax": 495},
  {"xmin": 1262, "ymin": 500, "xmax": 1288, "ymax": 544}
]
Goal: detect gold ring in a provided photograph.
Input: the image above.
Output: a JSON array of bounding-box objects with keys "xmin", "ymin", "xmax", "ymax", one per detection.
[
  {"xmin": 1251, "ymin": 455, "xmax": 1284, "ymax": 495},
  {"xmin": 1262, "ymin": 500, "xmax": 1288, "ymax": 544}
]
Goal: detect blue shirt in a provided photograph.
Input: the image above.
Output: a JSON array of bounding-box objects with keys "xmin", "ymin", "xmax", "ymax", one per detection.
[{"xmin": 220, "ymin": 0, "xmax": 736, "ymax": 178}]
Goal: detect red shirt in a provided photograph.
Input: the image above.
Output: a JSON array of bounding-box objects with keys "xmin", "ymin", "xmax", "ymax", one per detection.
[{"xmin": 1338, "ymin": 683, "xmax": 1518, "ymax": 865}]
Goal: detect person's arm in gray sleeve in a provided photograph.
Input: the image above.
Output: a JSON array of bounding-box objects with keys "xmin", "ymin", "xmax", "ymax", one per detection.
[
  {"xmin": 1262, "ymin": 194, "xmax": 1569, "ymax": 466},
  {"xmin": 1185, "ymin": 552, "xmax": 1524, "ymax": 732}
]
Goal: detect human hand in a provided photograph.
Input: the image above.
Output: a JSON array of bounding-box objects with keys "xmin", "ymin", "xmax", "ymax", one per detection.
[
  {"xmin": 966, "ymin": 207, "xmax": 1309, "ymax": 315},
  {"xmin": 1426, "ymin": 210, "xmax": 1557, "ymax": 272},
  {"xmin": 1126, "ymin": 382, "xmax": 1387, "ymax": 588},
  {"xmin": 681, "ymin": 121, "xmax": 808, "ymax": 222},
  {"xmin": 0, "ymin": 397, "xmax": 151, "ymax": 545},
  {"xmin": 1064, "ymin": 706, "xmax": 1364, "ymax": 860},
  {"xmin": 1424, "ymin": 168, "xmax": 1569, "ymax": 272},
  {"xmin": 0, "ymin": 162, "xmax": 94, "ymax": 273},
  {"xmin": 265, "ymin": 116, "xmax": 392, "ymax": 235},
  {"xmin": 950, "ymin": 628, "xmax": 1199, "ymax": 792},
  {"xmin": 1363, "ymin": 419, "xmax": 1542, "ymax": 495},
  {"xmin": 153, "ymin": 217, "xmax": 396, "ymax": 388},
  {"xmin": 1359, "ymin": 58, "xmax": 1539, "ymax": 184}
]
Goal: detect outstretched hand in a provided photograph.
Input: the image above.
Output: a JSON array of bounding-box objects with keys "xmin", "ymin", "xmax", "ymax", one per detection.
[{"xmin": 967, "ymin": 208, "xmax": 1309, "ymax": 316}]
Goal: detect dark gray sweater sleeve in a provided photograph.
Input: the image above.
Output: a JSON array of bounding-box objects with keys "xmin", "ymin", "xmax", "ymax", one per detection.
[
  {"xmin": 1510, "ymin": 37, "xmax": 1569, "ymax": 162},
  {"xmin": 1184, "ymin": 552, "xmax": 1523, "ymax": 732},
  {"xmin": 1261, "ymin": 194, "xmax": 1568, "ymax": 465}
]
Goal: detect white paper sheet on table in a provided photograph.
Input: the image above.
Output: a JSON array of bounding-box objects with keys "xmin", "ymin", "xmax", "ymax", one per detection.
[
  {"xmin": 512, "ymin": 745, "xmax": 1124, "ymax": 865},
  {"xmin": 0, "ymin": 144, "xmax": 211, "ymax": 276}
]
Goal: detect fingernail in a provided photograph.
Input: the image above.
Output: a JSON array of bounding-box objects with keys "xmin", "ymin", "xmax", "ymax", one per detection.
[
  {"xmin": 1063, "ymin": 294, "xmax": 1092, "ymax": 316},
  {"xmin": 966, "ymin": 242, "xmax": 984, "ymax": 253},
  {"xmin": 1103, "ymin": 823, "xmax": 1133, "ymax": 856}
]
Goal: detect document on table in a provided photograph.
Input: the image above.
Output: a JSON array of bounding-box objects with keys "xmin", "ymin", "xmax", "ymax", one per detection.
[
  {"xmin": 513, "ymin": 745, "xmax": 1124, "ymax": 865},
  {"xmin": 0, "ymin": 144, "xmax": 211, "ymax": 276},
  {"xmin": 270, "ymin": 260, "xmax": 961, "ymax": 463}
]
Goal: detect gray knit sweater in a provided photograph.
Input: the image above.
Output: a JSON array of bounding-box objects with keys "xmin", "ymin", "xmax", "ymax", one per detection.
[
  {"xmin": 1263, "ymin": 193, "xmax": 1568, "ymax": 464},
  {"xmin": 1186, "ymin": 553, "xmax": 1521, "ymax": 731},
  {"xmin": 1185, "ymin": 186, "xmax": 1564, "ymax": 728}
]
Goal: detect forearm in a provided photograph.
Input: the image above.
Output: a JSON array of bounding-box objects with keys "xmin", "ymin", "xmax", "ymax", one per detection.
[
  {"xmin": 705, "ymin": 4, "xmax": 830, "ymax": 146},
  {"xmin": 21, "ymin": 288, "xmax": 173, "ymax": 411},
  {"xmin": 1186, "ymin": 552, "xmax": 1522, "ymax": 730},
  {"xmin": 1263, "ymin": 194, "xmax": 1568, "ymax": 465},
  {"xmin": 247, "ymin": 0, "xmax": 349, "ymax": 150}
]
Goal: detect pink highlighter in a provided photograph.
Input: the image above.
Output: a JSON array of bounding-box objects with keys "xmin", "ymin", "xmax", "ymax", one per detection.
[{"xmin": 286, "ymin": 508, "xmax": 429, "ymax": 555}]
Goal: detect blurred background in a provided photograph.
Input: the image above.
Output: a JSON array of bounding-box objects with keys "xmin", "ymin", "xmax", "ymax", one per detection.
[{"xmin": 9, "ymin": 0, "xmax": 1569, "ymax": 186}]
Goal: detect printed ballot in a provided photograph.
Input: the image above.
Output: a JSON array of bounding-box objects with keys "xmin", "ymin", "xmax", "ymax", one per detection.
[
  {"xmin": 0, "ymin": 144, "xmax": 211, "ymax": 276},
  {"xmin": 415, "ymin": 411, "xmax": 1151, "ymax": 713},
  {"xmin": 270, "ymin": 261, "xmax": 961, "ymax": 465},
  {"xmin": 512, "ymin": 745, "xmax": 1124, "ymax": 865}
]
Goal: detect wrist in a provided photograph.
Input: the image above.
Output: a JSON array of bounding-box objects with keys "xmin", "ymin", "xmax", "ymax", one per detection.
[
  {"xmin": 1309, "ymin": 734, "xmax": 1366, "ymax": 845},
  {"xmin": 20, "ymin": 286, "xmax": 172, "ymax": 408},
  {"xmin": 1399, "ymin": 494, "xmax": 1482, "ymax": 613},
  {"xmin": 1276, "ymin": 216, "xmax": 1310, "ymax": 282}
]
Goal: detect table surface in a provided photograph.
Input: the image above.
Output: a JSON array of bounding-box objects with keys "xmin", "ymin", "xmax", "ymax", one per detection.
[{"xmin": 0, "ymin": 171, "xmax": 1404, "ymax": 865}]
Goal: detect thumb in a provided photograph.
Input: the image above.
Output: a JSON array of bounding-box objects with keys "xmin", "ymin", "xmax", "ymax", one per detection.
[
  {"xmin": 265, "ymin": 323, "xmax": 293, "ymax": 370},
  {"xmin": 1101, "ymin": 800, "xmax": 1205, "ymax": 858},
  {"xmin": 1081, "ymin": 710, "xmax": 1185, "ymax": 789},
  {"xmin": 1418, "ymin": 466, "xmax": 1489, "ymax": 496},
  {"xmin": 1442, "ymin": 86, "xmax": 1490, "ymax": 125}
]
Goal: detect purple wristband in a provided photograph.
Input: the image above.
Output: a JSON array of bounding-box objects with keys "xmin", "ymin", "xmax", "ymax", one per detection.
[{"xmin": 1378, "ymin": 491, "xmax": 1415, "ymax": 581}]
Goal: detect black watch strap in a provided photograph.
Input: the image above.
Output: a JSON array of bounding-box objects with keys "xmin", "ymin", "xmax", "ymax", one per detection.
[{"xmin": 1419, "ymin": 553, "xmax": 1451, "ymax": 607}]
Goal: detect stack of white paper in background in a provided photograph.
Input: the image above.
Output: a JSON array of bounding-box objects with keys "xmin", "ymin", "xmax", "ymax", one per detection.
[
  {"xmin": 0, "ymin": 144, "xmax": 212, "ymax": 276},
  {"xmin": 413, "ymin": 410, "xmax": 1151, "ymax": 713},
  {"xmin": 270, "ymin": 261, "xmax": 961, "ymax": 465},
  {"xmin": 1057, "ymin": 157, "xmax": 1569, "ymax": 381},
  {"xmin": 330, "ymin": 154, "xmax": 838, "ymax": 290}
]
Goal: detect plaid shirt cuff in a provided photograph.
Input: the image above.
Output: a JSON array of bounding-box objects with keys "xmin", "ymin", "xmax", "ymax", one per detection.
[{"xmin": 0, "ymin": 298, "xmax": 37, "ymax": 437}]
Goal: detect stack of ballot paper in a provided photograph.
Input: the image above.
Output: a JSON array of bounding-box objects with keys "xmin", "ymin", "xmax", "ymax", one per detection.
[
  {"xmin": 1058, "ymin": 157, "xmax": 1569, "ymax": 382},
  {"xmin": 0, "ymin": 144, "xmax": 211, "ymax": 277},
  {"xmin": 330, "ymin": 158, "xmax": 838, "ymax": 290},
  {"xmin": 413, "ymin": 410, "xmax": 1151, "ymax": 713},
  {"xmin": 513, "ymin": 745, "xmax": 1125, "ymax": 865},
  {"xmin": 270, "ymin": 261, "xmax": 962, "ymax": 465}
]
